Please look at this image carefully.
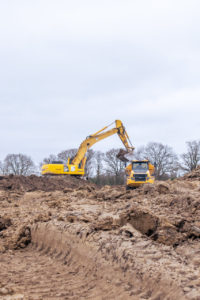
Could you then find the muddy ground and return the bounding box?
[0,169,200,300]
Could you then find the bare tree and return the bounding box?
[181,140,200,171]
[138,142,178,180]
[133,146,145,160]
[93,151,104,183]
[41,150,78,166]
[104,148,125,184]
[57,149,77,162]
[85,149,95,178]
[0,160,5,175]
[4,154,35,176]
[41,154,58,165]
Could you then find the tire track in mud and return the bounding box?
[0,223,185,300]
[0,223,140,300]
[30,223,145,299]
[0,250,130,300]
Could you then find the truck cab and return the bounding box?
[126,160,155,189]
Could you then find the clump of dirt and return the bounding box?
[156,182,170,194]
[13,225,31,249]
[2,225,31,251]
[0,216,12,231]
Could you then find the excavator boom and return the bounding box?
[72,120,134,166]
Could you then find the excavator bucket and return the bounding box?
[116,149,134,162]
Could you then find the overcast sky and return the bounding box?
[0,0,200,163]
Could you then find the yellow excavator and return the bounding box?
[41,120,155,188]
[41,120,133,176]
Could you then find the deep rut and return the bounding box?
[0,223,185,300]
[0,248,133,300]
[0,224,143,300]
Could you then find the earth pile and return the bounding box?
[0,169,200,299]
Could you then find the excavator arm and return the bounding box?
[72,120,134,166]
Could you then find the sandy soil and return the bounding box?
[0,169,200,299]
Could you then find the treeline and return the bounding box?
[0,140,200,185]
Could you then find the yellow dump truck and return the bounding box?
[125,160,155,189]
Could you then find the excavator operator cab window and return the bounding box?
[132,162,148,171]
[51,161,64,164]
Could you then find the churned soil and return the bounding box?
[181,166,200,180]
[0,170,200,299]
[0,174,94,192]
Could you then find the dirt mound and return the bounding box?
[0,174,95,192]
[182,166,200,180]
[0,174,200,299]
